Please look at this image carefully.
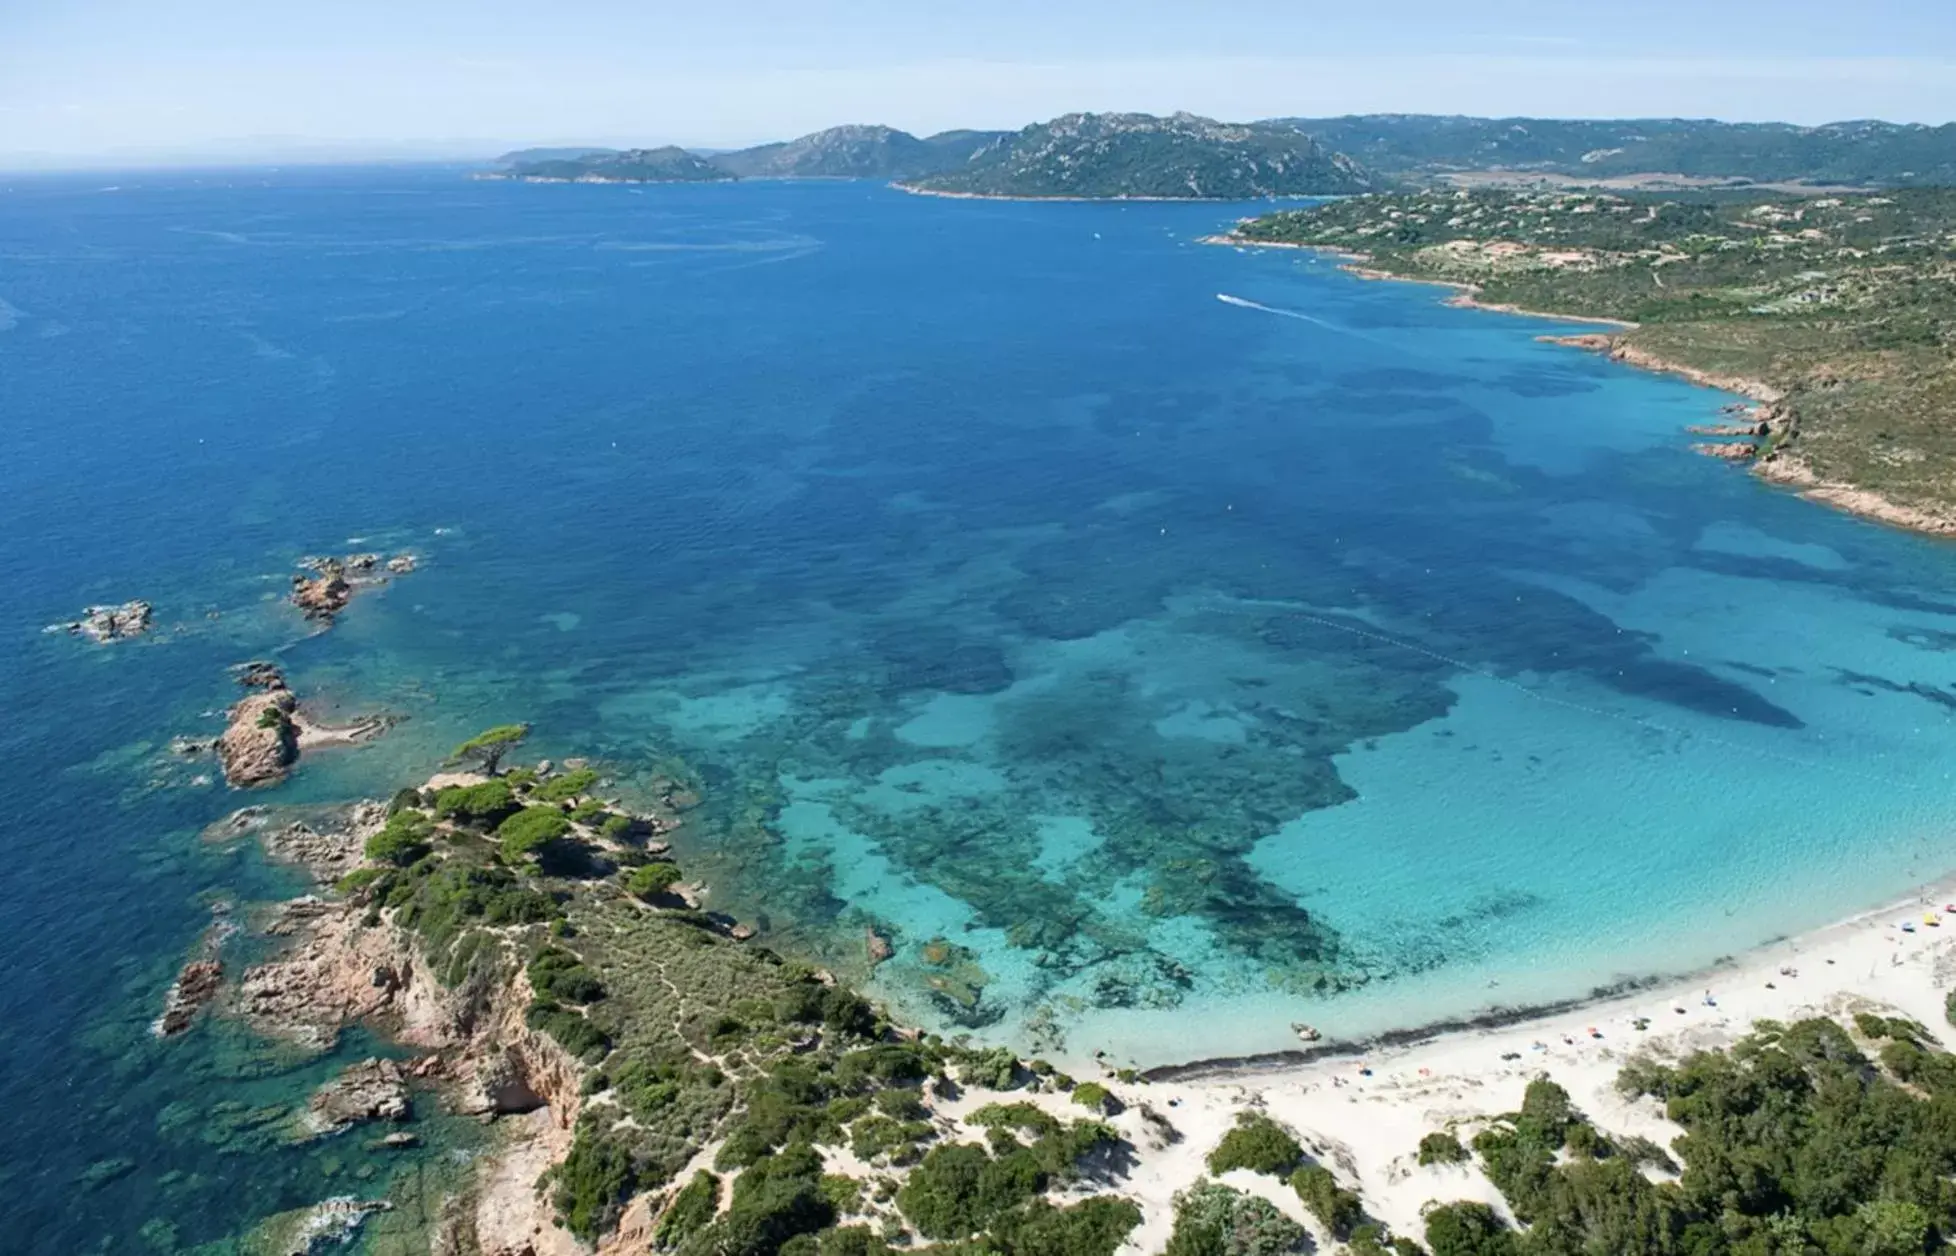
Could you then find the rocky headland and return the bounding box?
[212,663,393,789]
[155,736,1167,1256]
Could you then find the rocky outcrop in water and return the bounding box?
[291,552,414,624]
[246,1196,393,1255]
[220,668,300,789]
[49,599,153,643]
[304,1058,410,1135]
[156,959,225,1036]
[155,902,238,1036]
[214,666,395,790]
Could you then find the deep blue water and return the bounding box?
[5,166,1956,1248]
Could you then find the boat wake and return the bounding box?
[1216,292,1358,337]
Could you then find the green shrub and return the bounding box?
[570,800,608,825]
[1344,1223,1412,1256]
[601,813,635,841]
[682,1142,833,1256]
[896,1142,1047,1239]
[814,1228,892,1256]
[1945,990,1956,1029]
[392,861,558,968]
[386,787,425,815]
[954,1045,1022,1089]
[528,948,605,1003]
[525,1000,610,1062]
[968,1102,1060,1140]
[1290,1164,1364,1239]
[1072,1081,1116,1114]
[834,1043,935,1089]
[987,1195,1143,1256]
[1423,1201,1516,1256]
[1615,1133,1676,1173]
[627,862,683,899]
[654,1171,719,1249]
[1207,1112,1304,1177]
[533,767,600,802]
[254,705,287,730]
[364,811,432,866]
[820,1174,862,1215]
[1164,1181,1305,1256]
[1417,1131,1469,1166]
[549,1118,644,1241]
[849,1115,935,1165]
[433,778,516,825]
[334,866,388,895]
[873,1088,927,1120]
[498,806,572,862]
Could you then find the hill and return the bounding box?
[1229,188,1956,532]
[493,146,732,183]
[903,112,1376,199]
[707,124,1005,179]
[1268,115,1956,187]
[493,146,619,167]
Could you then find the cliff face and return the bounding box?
[232,895,587,1254]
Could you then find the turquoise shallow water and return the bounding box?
[4,166,1956,1245]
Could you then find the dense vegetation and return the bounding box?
[323,733,1153,1252]
[905,112,1375,199]
[1421,1017,1956,1255]
[1268,115,1956,188]
[1236,188,1956,521]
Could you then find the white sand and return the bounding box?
[1065,875,1956,1251]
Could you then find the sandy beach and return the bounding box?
[997,874,1956,1251]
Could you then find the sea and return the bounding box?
[4,166,1956,1249]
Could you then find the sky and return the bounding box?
[2,0,1954,167]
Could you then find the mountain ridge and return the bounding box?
[900,112,1376,199]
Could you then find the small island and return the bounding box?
[481,146,735,185]
[1223,187,1956,535]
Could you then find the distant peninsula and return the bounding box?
[487,125,1005,185]
[486,113,1956,197]
[1221,187,1956,535]
[483,114,1377,198]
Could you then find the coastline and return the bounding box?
[1106,867,1956,1248]
[1151,867,1956,1082]
[1210,229,1956,541]
[894,184,1317,204]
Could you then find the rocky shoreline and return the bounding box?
[1216,230,1956,541]
[166,773,591,1254]
[204,663,394,789]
